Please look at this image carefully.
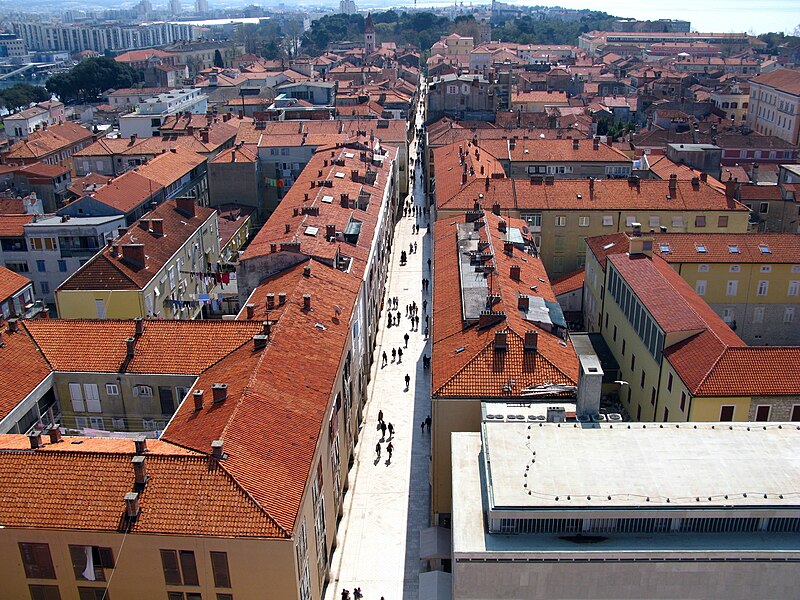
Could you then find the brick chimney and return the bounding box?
[124,492,140,520]
[593,137,599,150]
[498,219,507,232]
[668,173,677,194]
[121,244,146,267]
[212,383,228,404]
[518,294,530,311]
[493,330,508,351]
[132,455,148,490]
[193,389,204,411]
[245,303,255,319]
[303,264,311,278]
[134,435,148,454]
[326,224,336,240]
[134,317,144,337]
[572,138,579,150]
[28,431,43,449]
[510,264,521,280]
[266,293,275,310]
[278,292,287,305]
[253,334,269,351]
[504,241,514,255]
[211,440,224,459]
[48,424,63,444]
[270,243,277,253]
[303,294,311,310]
[175,197,196,218]
[125,337,136,359]
[149,219,164,236]
[492,202,501,216]
[262,321,271,337]
[524,330,538,351]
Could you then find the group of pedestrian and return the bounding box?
[340,587,365,600]
[421,278,430,293]
[412,223,421,234]
[406,301,421,331]
[408,241,418,254]
[375,411,395,462]
[420,415,431,434]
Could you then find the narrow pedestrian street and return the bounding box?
[324,89,431,600]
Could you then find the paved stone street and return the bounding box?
[324,92,431,600]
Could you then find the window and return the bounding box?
[760,265,772,273]
[69,383,85,412]
[210,552,231,588]
[726,280,738,296]
[36,260,46,272]
[160,550,199,586]
[134,385,153,397]
[6,261,30,273]
[759,202,769,214]
[168,267,176,289]
[650,387,656,406]
[40,282,50,295]
[625,216,637,227]
[720,405,735,421]
[718,216,729,227]
[58,260,67,272]
[730,264,740,273]
[698,263,709,271]
[695,280,707,296]
[640,370,645,388]
[663,407,669,422]
[630,354,636,371]
[757,280,769,296]
[19,542,56,579]
[789,281,800,296]
[602,215,613,226]
[77,589,108,600]
[753,306,765,323]
[578,216,589,227]
[648,216,660,228]
[554,216,566,227]
[680,392,687,412]
[755,405,771,421]
[672,216,684,227]
[621,339,626,356]
[70,545,113,581]
[84,384,101,412]
[694,215,706,227]
[28,586,61,600]
[612,325,617,341]
[791,405,800,422]
[105,384,119,396]
[667,373,673,392]
[784,307,795,323]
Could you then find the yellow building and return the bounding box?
[434,170,751,278]
[710,82,750,124]
[56,198,220,320]
[584,233,800,423]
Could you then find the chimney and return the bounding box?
[262,321,271,337]
[193,389,204,411]
[492,202,501,216]
[149,219,164,236]
[498,219,506,232]
[518,294,530,311]
[303,264,312,278]
[576,353,604,417]
[253,334,269,351]
[751,163,759,184]
[668,174,677,194]
[278,292,287,305]
[200,129,209,143]
[134,317,143,337]
[125,337,136,359]
[175,197,196,218]
[510,264,521,280]
[121,244,145,267]
[303,294,311,310]
[270,243,277,253]
[340,193,350,207]
[524,330,538,351]
[326,224,336,240]
[134,435,148,454]
[493,330,508,352]
[132,455,148,489]
[700,172,708,183]
[504,241,514,255]
[546,406,566,423]
[628,234,653,257]
[7,318,19,333]
[592,137,599,150]
[266,293,275,310]
[124,492,140,520]
[45,423,63,444]
[28,431,43,449]
[725,178,737,200]
[212,383,228,404]
[211,440,224,459]
[245,304,255,319]
[285,223,291,234]
[572,138,579,150]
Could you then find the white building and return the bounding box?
[118,88,208,138]
[339,0,357,14]
[2,101,65,141]
[450,411,800,600]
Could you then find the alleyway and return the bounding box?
[324,87,431,600]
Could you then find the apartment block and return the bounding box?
[747,68,800,146]
[119,89,208,139]
[2,101,65,142]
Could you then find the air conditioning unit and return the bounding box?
[607,413,623,422]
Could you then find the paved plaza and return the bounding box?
[324,93,431,600]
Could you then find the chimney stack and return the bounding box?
[510,264,521,280]
[121,244,146,267]
[48,424,63,444]
[504,241,514,255]
[592,137,599,150]
[175,197,196,218]
[751,163,759,184]
[124,492,140,520]
[493,330,508,352]
[125,337,136,359]
[212,383,228,404]
[211,440,224,459]
[253,334,269,351]
[572,138,579,150]
[518,294,530,311]
[270,243,277,253]
[492,202,501,215]
[524,330,538,351]
[132,455,148,489]
[326,224,336,240]
[498,219,506,232]
[193,389,204,411]
[700,172,708,183]
[134,317,143,337]
[278,292,287,305]
[303,294,311,310]
[245,304,255,320]
[134,435,148,454]
[149,219,164,236]
[266,293,275,310]
[668,173,677,193]
[262,321,272,337]
[28,431,43,449]
[303,264,311,278]
[725,178,737,200]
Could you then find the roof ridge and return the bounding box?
[19,320,56,371]
[216,460,291,538]
[433,328,499,396]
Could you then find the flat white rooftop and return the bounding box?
[483,421,800,511]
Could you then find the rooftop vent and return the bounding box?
[124,492,140,520]
[47,424,63,444]
[132,455,148,490]
[211,440,225,459]
[524,330,539,351]
[28,431,43,449]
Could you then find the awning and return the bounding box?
[419,526,451,560]
[419,570,452,600]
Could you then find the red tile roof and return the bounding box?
[90,170,162,214]
[114,49,172,62]
[0,327,52,421]
[694,347,800,396]
[0,265,31,302]
[432,211,579,398]
[0,214,35,237]
[58,200,215,291]
[476,137,630,163]
[133,147,206,188]
[653,233,800,263]
[23,319,262,374]
[4,122,93,160]
[432,141,506,208]
[551,268,585,296]
[750,68,800,96]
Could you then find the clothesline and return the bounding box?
[179,270,233,284]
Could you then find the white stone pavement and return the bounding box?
[324,93,431,600]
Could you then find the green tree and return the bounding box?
[0,83,50,111]
[213,49,225,68]
[45,57,139,102]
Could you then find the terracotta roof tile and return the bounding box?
[133,148,206,188]
[750,68,800,96]
[0,214,35,237]
[0,265,31,301]
[695,347,800,396]
[90,170,162,214]
[653,232,800,263]
[0,327,52,421]
[551,268,585,296]
[4,123,92,160]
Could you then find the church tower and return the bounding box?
[364,13,376,56]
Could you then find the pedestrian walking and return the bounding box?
[414,241,418,253]
[391,348,396,362]
[354,589,363,600]
[380,421,387,439]
[387,442,394,460]
[427,258,432,270]
[388,422,394,437]
[423,299,427,312]
[404,333,409,348]
[398,347,403,363]
[421,420,425,433]
[375,442,381,459]
[396,310,401,323]
[409,242,413,254]
[424,326,429,339]
[382,351,387,366]
[387,313,392,328]
[378,409,383,423]
[425,314,430,328]
[426,415,431,432]
[341,589,350,600]
[405,373,411,390]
